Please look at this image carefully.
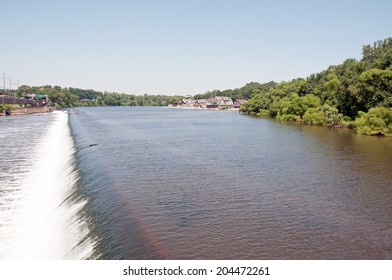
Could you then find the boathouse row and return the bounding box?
[173,96,247,109]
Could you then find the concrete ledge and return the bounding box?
[9,106,55,115]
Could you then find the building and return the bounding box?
[206,96,233,109]
[233,99,247,109]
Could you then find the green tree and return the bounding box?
[362,38,392,70]
[16,85,32,97]
[355,68,392,110]
[353,107,392,136]
[321,73,341,105]
[95,96,104,106]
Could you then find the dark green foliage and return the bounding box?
[355,68,392,110]
[362,38,392,70]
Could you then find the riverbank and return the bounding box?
[0,106,56,116]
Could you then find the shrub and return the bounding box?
[353,107,392,136]
[277,113,301,122]
[303,107,327,125]
[322,104,343,125]
[257,109,270,117]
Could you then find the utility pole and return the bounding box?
[2,73,5,95]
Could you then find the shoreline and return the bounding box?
[0,106,56,116]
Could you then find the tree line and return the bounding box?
[239,37,392,136]
[16,81,277,108]
[15,85,182,108]
[194,81,277,101]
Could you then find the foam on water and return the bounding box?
[0,111,95,259]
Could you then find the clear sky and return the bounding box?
[1,0,391,95]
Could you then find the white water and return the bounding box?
[0,111,95,259]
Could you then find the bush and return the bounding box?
[277,113,301,122]
[322,104,343,125]
[303,107,327,125]
[353,107,392,136]
[257,109,270,117]
[0,105,12,114]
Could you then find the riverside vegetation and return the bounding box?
[12,38,392,136]
[239,38,392,136]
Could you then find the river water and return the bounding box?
[1,107,391,259]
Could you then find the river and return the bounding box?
[1,107,391,259]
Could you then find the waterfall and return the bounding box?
[0,111,96,259]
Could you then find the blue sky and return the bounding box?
[1,0,391,95]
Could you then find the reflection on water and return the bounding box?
[69,107,392,259]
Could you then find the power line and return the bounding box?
[2,73,20,96]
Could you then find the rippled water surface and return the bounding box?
[68,107,392,259]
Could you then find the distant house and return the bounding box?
[24,93,36,100]
[233,99,247,109]
[205,97,230,109]
[182,98,195,107]
[207,96,233,109]
[194,99,208,108]
[169,96,239,110]
[169,101,182,107]
[218,96,233,108]
[206,98,216,109]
